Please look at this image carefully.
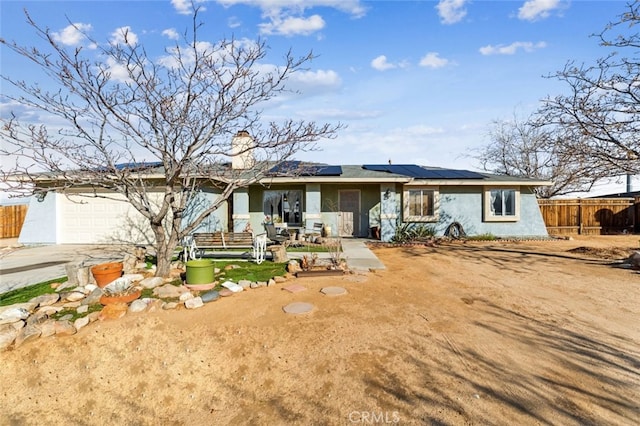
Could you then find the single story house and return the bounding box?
[18,157,551,245]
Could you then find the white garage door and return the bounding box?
[57,193,149,244]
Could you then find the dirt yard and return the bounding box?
[1,236,639,425]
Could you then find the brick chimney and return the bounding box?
[231,130,255,170]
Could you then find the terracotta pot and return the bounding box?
[99,289,141,306]
[91,262,124,288]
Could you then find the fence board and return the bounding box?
[538,198,637,235]
[0,204,28,238]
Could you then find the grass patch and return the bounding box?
[214,260,287,283]
[51,304,103,322]
[0,277,68,307]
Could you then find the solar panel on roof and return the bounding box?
[269,161,342,176]
[362,164,484,179]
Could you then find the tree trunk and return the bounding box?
[151,224,173,277]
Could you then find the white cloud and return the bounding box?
[295,108,382,120]
[259,14,325,36]
[479,41,547,55]
[109,26,139,46]
[104,57,134,83]
[436,0,469,25]
[162,28,180,40]
[518,0,563,21]
[419,52,449,69]
[171,0,207,15]
[52,23,92,46]
[228,16,242,28]
[288,69,341,91]
[371,55,396,71]
[215,0,367,18]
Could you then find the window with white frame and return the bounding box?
[484,187,520,221]
[403,186,439,222]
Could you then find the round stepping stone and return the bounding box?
[320,286,347,296]
[282,302,315,315]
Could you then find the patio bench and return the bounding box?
[184,231,267,264]
[193,232,255,250]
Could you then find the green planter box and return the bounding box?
[185,259,215,284]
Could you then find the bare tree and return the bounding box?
[535,1,640,175]
[475,112,604,198]
[0,9,341,276]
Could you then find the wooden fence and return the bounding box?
[0,204,28,239]
[538,198,639,235]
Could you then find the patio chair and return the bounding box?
[264,223,289,245]
[304,222,324,242]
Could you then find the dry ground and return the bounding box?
[1,236,639,425]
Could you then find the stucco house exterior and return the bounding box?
[18,157,551,245]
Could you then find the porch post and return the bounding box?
[232,188,250,232]
[380,184,398,242]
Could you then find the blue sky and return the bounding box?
[0,0,627,173]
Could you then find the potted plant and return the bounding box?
[99,277,142,305]
[91,261,124,288]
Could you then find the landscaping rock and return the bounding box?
[0,307,30,325]
[221,281,243,293]
[201,291,220,303]
[54,281,76,292]
[238,279,252,289]
[14,324,41,347]
[62,291,86,302]
[267,278,276,287]
[86,311,101,323]
[144,298,163,312]
[153,284,186,299]
[98,303,128,320]
[274,276,287,283]
[77,267,91,287]
[139,277,164,289]
[36,306,63,316]
[123,254,138,274]
[129,299,148,313]
[54,320,77,336]
[58,314,74,322]
[73,316,90,331]
[162,302,178,310]
[11,320,25,331]
[26,311,49,326]
[627,251,640,270]
[81,288,103,306]
[39,321,57,338]
[287,260,302,274]
[179,292,194,301]
[76,305,89,314]
[28,293,60,307]
[184,297,204,309]
[0,324,19,351]
[62,301,82,309]
[65,263,81,287]
[219,289,234,297]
